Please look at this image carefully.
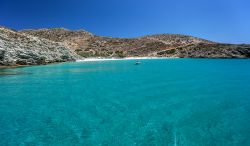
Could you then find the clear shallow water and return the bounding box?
[0,59,250,146]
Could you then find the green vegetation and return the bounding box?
[166,49,176,54]
[157,49,176,55]
[78,51,93,57]
[115,50,126,58]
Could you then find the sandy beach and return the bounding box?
[76,57,179,62]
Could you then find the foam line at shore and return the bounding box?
[76,57,179,62]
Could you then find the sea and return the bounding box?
[0,59,250,146]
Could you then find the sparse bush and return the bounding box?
[115,50,126,58]
[61,55,69,60]
[78,51,93,57]
[166,49,176,54]
[75,49,82,52]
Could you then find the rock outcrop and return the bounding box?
[0,27,79,66]
[1,25,250,66]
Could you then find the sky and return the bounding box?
[0,0,249,44]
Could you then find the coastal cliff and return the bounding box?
[1,26,250,66]
[0,27,79,66]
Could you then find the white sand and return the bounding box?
[76,57,179,62]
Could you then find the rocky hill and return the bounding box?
[21,28,250,59]
[0,27,79,66]
[1,25,250,66]
[20,28,94,51]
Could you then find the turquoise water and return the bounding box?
[0,59,250,146]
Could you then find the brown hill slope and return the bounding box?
[1,26,250,66]
[21,28,250,58]
[20,28,94,51]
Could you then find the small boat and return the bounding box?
[134,61,141,65]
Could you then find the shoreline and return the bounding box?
[76,57,179,62]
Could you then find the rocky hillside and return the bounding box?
[0,27,79,66]
[175,43,250,58]
[1,25,250,66]
[20,28,94,51]
[21,28,250,59]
